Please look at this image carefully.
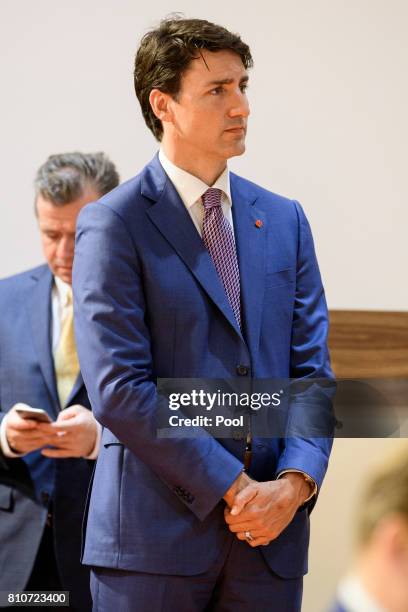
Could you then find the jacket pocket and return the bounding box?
[265,268,295,288]
[102,428,123,448]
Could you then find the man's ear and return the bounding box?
[149,89,174,125]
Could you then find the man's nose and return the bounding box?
[56,236,74,260]
[228,89,250,119]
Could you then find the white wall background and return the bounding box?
[1,3,407,610]
[1,0,407,309]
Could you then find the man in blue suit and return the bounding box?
[73,17,333,611]
[0,152,119,611]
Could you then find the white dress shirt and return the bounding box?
[158,149,235,237]
[0,275,100,459]
[337,574,386,612]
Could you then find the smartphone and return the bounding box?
[15,406,53,423]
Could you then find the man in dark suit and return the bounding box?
[0,152,119,611]
[73,17,333,611]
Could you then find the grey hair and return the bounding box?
[34,151,120,206]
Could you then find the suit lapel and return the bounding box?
[144,156,243,340]
[27,267,59,413]
[27,267,85,412]
[230,173,266,361]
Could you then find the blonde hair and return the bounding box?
[356,445,408,546]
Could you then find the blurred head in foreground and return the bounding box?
[335,445,408,612]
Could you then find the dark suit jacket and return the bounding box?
[73,154,333,579]
[0,264,93,612]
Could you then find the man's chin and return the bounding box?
[55,269,72,285]
[226,141,246,159]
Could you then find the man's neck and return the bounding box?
[355,552,403,612]
[161,139,226,186]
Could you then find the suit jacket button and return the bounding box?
[236,365,249,376]
[41,491,50,506]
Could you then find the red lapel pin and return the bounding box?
[255,219,263,228]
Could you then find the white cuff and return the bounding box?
[277,469,317,503]
[0,406,27,458]
[84,420,101,459]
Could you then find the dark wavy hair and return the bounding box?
[134,16,253,141]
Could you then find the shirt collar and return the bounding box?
[54,275,72,307]
[158,149,232,209]
[337,574,386,612]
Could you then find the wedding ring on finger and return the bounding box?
[245,530,254,541]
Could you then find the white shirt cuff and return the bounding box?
[0,408,26,458]
[277,469,317,503]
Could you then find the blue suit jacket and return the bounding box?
[0,265,93,610]
[327,600,347,612]
[73,155,333,578]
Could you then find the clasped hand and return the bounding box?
[223,472,310,547]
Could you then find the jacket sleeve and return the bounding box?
[72,202,243,521]
[275,201,335,492]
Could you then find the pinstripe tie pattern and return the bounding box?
[202,188,241,328]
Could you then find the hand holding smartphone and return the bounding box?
[15,405,53,423]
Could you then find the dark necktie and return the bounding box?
[201,188,241,328]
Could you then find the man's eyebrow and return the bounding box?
[204,75,249,87]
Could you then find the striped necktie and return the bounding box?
[202,188,241,328]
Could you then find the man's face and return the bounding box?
[166,49,250,162]
[36,185,100,285]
